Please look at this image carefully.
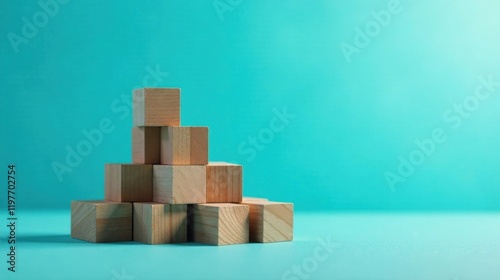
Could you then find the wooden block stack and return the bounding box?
[71,88,293,245]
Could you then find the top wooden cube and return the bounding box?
[133,88,180,127]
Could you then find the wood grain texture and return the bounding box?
[189,127,208,165]
[160,127,208,165]
[133,203,187,244]
[132,127,161,164]
[153,165,206,204]
[71,200,132,243]
[240,201,293,243]
[206,162,242,203]
[189,203,249,246]
[133,88,180,127]
[105,164,153,202]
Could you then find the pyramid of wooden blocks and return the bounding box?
[241,201,293,243]
[71,201,132,243]
[161,126,208,165]
[153,165,206,204]
[105,164,152,202]
[71,87,294,246]
[134,203,187,244]
[189,203,249,245]
[133,88,180,127]
[206,162,242,203]
[132,127,161,164]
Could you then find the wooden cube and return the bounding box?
[105,164,152,202]
[240,201,293,243]
[161,127,208,165]
[133,88,180,127]
[206,162,242,203]
[71,200,132,243]
[189,203,249,246]
[133,203,187,244]
[153,165,206,204]
[132,127,160,164]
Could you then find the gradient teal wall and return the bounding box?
[1,0,500,211]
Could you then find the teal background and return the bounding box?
[2,1,500,280]
[2,0,500,211]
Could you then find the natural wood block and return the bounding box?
[133,203,187,244]
[153,165,206,204]
[160,127,208,165]
[242,197,269,203]
[206,162,242,203]
[189,203,249,246]
[133,88,180,127]
[240,201,293,243]
[105,164,153,202]
[71,200,132,243]
[132,127,161,164]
